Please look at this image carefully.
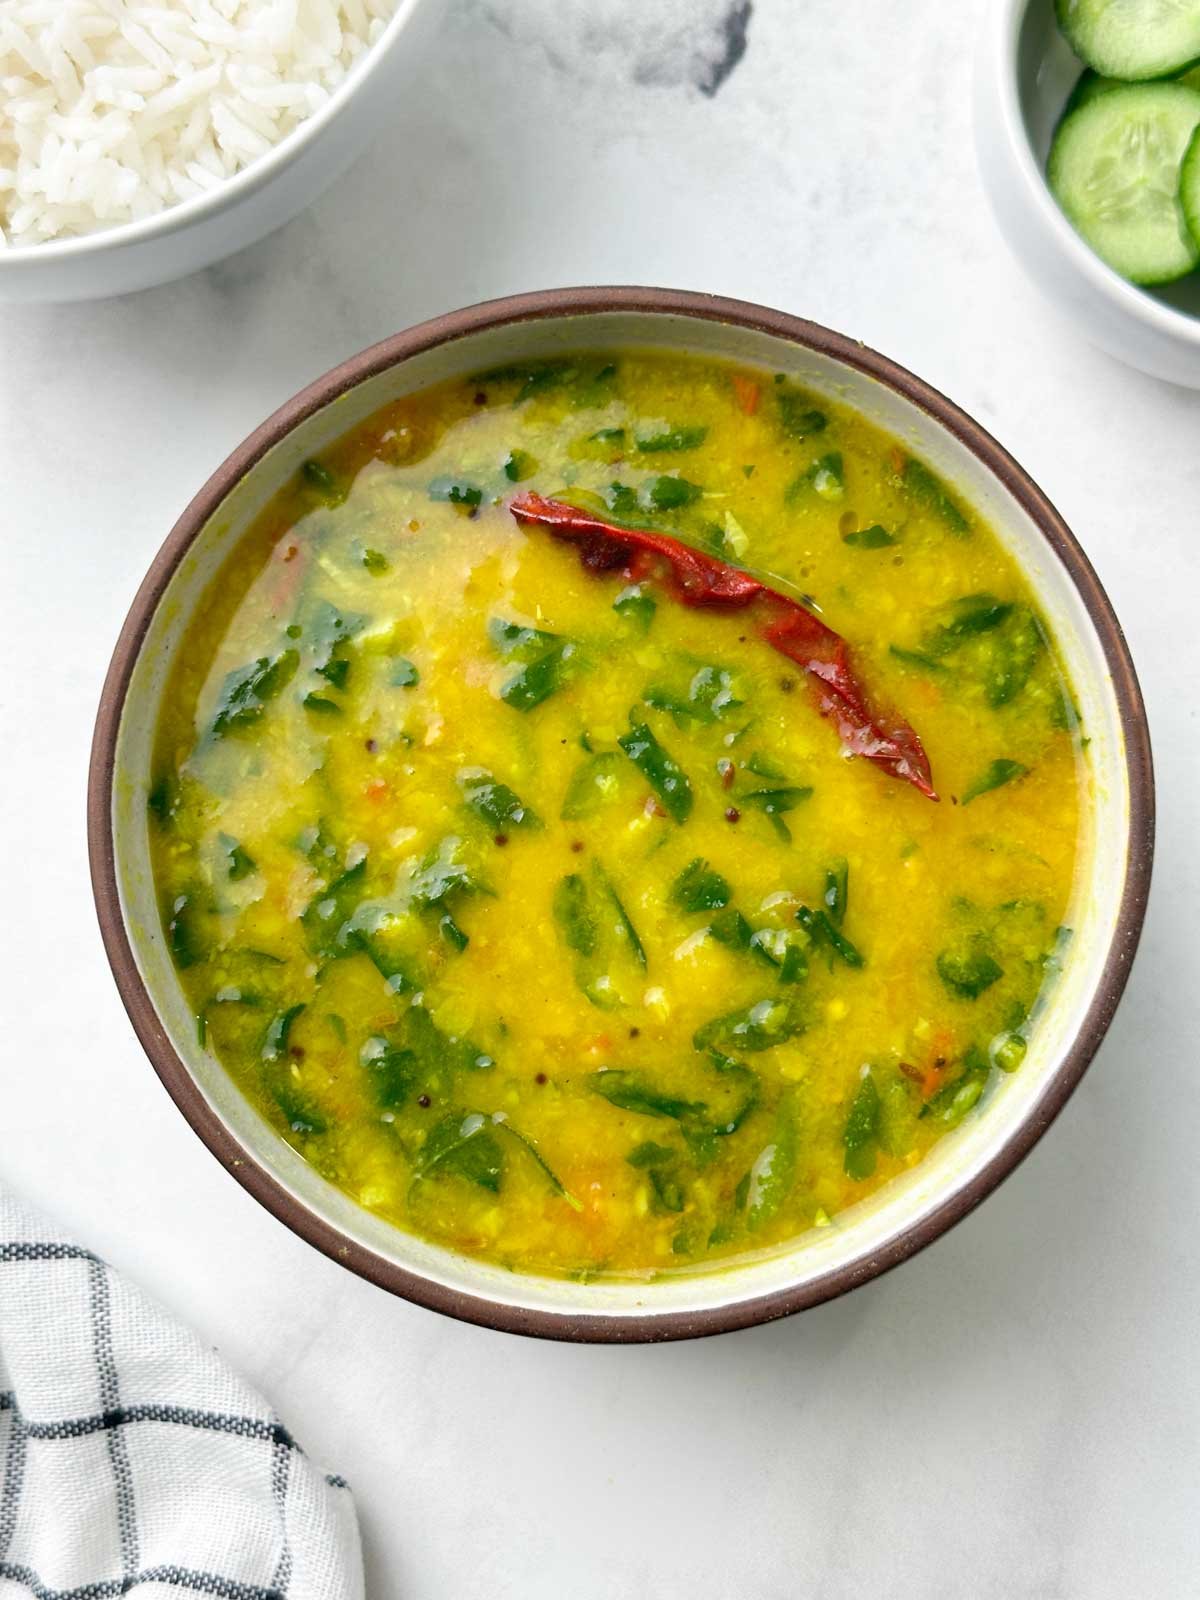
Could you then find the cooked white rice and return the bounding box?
[0,0,397,248]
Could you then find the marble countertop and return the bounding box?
[3,2,1198,1594]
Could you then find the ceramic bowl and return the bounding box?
[88,288,1154,1342]
[975,0,1200,387]
[0,0,437,305]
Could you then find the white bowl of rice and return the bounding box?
[0,0,436,302]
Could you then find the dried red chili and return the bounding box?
[508,491,937,801]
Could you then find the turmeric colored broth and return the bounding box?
[150,351,1085,1278]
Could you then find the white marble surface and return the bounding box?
[2,2,1198,1595]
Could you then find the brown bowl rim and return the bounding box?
[87,286,1155,1343]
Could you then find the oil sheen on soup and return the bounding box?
[150,351,1085,1278]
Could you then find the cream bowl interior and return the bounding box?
[96,295,1151,1340]
[975,0,1200,387]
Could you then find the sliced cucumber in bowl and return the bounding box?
[1048,82,1200,283]
[1180,124,1200,247]
[1056,0,1200,82]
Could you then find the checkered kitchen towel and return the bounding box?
[0,1184,362,1600]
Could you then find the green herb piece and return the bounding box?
[428,475,483,510]
[992,1031,1027,1073]
[647,1167,686,1212]
[594,862,647,970]
[704,1053,761,1135]
[590,426,626,446]
[693,996,802,1054]
[147,776,175,828]
[361,547,389,575]
[302,458,344,503]
[209,650,298,738]
[489,617,560,660]
[502,643,578,711]
[985,607,1045,707]
[489,618,579,711]
[788,450,844,502]
[553,874,598,958]
[306,601,365,691]
[403,1003,494,1079]
[922,1044,990,1127]
[408,836,483,911]
[936,944,1004,999]
[644,475,702,511]
[303,693,341,715]
[778,942,808,984]
[843,1071,881,1180]
[746,1100,798,1230]
[796,905,864,968]
[777,386,828,439]
[590,1070,705,1122]
[391,657,420,687]
[473,358,574,401]
[439,912,469,952]
[359,1035,418,1110]
[318,656,350,690]
[296,822,340,871]
[962,759,1029,806]
[738,785,813,841]
[628,1141,678,1168]
[635,425,708,453]
[924,593,1013,654]
[672,858,732,914]
[503,448,538,483]
[843,523,896,548]
[217,833,256,882]
[613,584,656,631]
[644,665,743,727]
[166,892,205,969]
[604,481,640,519]
[561,751,623,820]
[494,1120,580,1208]
[618,717,693,823]
[473,357,615,405]
[823,858,849,926]
[709,907,754,951]
[888,645,948,674]
[899,456,970,534]
[270,1080,328,1137]
[459,769,541,831]
[301,859,367,956]
[811,451,845,500]
[746,751,787,780]
[417,1113,504,1192]
[262,1003,305,1065]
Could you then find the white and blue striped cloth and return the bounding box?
[0,1185,362,1600]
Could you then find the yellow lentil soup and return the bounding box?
[150,351,1085,1278]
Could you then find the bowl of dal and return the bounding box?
[89,287,1153,1341]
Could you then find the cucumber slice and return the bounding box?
[1048,83,1200,283]
[1180,123,1200,246]
[1057,0,1200,81]
[1060,64,1200,125]
[1062,69,1124,119]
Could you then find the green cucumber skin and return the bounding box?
[1056,0,1200,82]
[1180,124,1200,248]
[1048,84,1200,285]
[1060,64,1200,127]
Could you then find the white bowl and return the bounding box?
[0,0,437,304]
[89,289,1154,1341]
[975,0,1200,387]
